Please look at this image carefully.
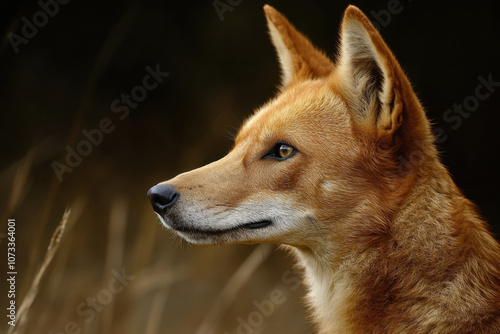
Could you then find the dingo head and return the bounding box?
[148,5,435,253]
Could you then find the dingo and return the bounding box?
[148,5,500,333]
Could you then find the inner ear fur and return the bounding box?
[337,6,431,147]
[264,5,334,88]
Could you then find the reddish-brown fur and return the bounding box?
[150,5,500,333]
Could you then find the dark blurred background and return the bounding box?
[1,0,499,333]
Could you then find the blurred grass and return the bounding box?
[9,208,71,334]
[0,146,312,334]
[0,2,311,325]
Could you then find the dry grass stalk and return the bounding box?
[131,205,161,273]
[194,244,273,334]
[40,197,86,332]
[101,197,128,333]
[6,149,34,215]
[9,208,71,334]
[144,289,170,334]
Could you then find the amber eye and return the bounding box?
[278,144,294,158]
[263,142,297,160]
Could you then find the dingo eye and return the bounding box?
[264,142,296,160]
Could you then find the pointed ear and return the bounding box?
[337,5,427,142]
[263,5,334,88]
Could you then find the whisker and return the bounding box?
[307,216,326,243]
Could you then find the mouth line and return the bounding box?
[172,219,272,236]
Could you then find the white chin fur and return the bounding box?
[155,213,171,230]
[157,197,310,245]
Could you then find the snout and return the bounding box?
[147,184,179,215]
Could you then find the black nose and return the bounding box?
[147,184,180,215]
